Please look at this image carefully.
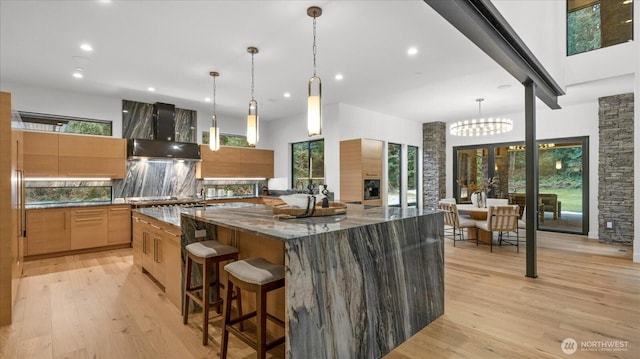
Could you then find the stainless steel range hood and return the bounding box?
[127,102,201,161]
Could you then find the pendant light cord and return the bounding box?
[212,76,217,122]
[312,15,317,76]
[251,52,255,101]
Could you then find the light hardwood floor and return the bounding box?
[1,232,638,359]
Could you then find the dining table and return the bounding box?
[456,204,492,244]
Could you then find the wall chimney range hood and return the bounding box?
[127,102,201,161]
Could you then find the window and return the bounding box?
[387,143,402,206]
[18,111,112,136]
[25,186,112,204]
[202,131,251,147]
[567,0,633,56]
[407,145,418,207]
[291,139,324,191]
[453,137,589,235]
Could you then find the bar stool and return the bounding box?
[220,257,285,359]
[183,240,240,346]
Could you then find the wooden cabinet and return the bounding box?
[26,205,130,258]
[70,207,108,250]
[340,139,383,206]
[23,131,59,177]
[196,146,274,179]
[22,131,126,179]
[132,213,180,296]
[108,205,131,245]
[58,134,126,178]
[25,208,70,256]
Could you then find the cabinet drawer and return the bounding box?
[70,208,108,250]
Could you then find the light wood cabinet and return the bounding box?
[58,134,126,178]
[132,213,179,291]
[23,131,59,177]
[26,205,130,258]
[25,208,70,256]
[108,205,131,245]
[22,131,126,179]
[196,146,274,179]
[340,139,383,206]
[70,207,108,250]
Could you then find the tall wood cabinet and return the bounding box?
[1,91,24,325]
[340,138,384,206]
[22,131,126,178]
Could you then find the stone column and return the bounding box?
[598,93,634,244]
[423,122,446,208]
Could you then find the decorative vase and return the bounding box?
[471,191,486,208]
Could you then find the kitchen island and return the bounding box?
[180,203,444,358]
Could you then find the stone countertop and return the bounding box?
[133,202,254,228]
[180,203,439,241]
[26,201,119,210]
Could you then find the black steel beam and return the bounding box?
[424,0,565,109]
[524,80,538,278]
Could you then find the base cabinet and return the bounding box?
[70,207,108,250]
[132,213,180,306]
[26,205,131,258]
[25,208,70,256]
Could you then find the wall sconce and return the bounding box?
[556,160,562,170]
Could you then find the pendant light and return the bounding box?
[449,98,513,136]
[247,46,259,146]
[208,71,220,151]
[307,6,323,137]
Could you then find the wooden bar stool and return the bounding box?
[183,240,240,346]
[220,257,285,359]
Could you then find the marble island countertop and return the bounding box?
[180,203,438,241]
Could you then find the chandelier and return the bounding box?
[450,98,513,136]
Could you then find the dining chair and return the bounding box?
[485,198,509,207]
[438,202,476,247]
[475,205,520,252]
[439,198,457,204]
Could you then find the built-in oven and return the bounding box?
[363,179,380,200]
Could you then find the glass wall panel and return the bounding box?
[387,143,401,206]
[292,139,325,191]
[407,145,418,207]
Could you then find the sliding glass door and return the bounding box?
[453,137,588,235]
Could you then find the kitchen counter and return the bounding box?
[180,203,444,358]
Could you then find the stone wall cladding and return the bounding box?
[423,122,446,208]
[598,93,634,245]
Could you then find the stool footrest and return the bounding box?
[226,325,285,351]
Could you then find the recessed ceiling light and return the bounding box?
[98,0,112,3]
[122,110,129,113]
[204,97,211,102]
[80,43,93,52]
[622,0,632,4]
[147,87,155,92]
[497,84,511,90]
[407,47,418,56]
[335,73,343,81]
[283,92,291,98]
[73,72,83,79]
[624,19,632,23]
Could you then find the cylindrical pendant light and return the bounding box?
[247,46,259,146]
[209,71,220,151]
[307,6,322,137]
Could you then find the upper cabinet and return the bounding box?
[23,131,126,178]
[23,131,59,177]
[340,138,383,205]
[196,146,274,179]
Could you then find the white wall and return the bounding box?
[3,82,123,137]
[263,102,423,204]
